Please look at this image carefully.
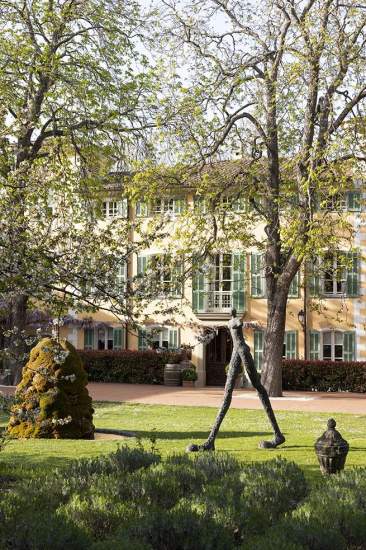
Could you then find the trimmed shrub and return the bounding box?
[7,338,94,439]
[79,349,184,384]
[282,359,366,392]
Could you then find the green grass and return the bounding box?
[1,402,366,484]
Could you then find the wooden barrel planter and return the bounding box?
[164,363,182,386]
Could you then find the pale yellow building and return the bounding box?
[60,183,365,387]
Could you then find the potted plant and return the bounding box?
[181,367,198,387]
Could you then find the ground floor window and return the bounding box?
[309,330,355,361]
[138,326,180,351]
[254,330,298,371]
[84,326,125,351]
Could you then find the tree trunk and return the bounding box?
[261,291,288,397]
[7,294,29,385]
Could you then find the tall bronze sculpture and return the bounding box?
[188,309,285,451]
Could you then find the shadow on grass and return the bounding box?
[114,429,273,441]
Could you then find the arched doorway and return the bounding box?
[205,327,233,386]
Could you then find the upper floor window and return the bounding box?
[102,199,128,218]
[309,251,359,297]
[192,252,245,313]
[137,254,183,297]
[320,191,361,212]
[323,253,345,295]
[136,197,185,217]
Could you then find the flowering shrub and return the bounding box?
[79,349,184,384]
[7,338,94,439]
[282,359,366,393]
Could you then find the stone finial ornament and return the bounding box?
[315,418,349,475]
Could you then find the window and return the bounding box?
[84,326,125,351]
[152,197,184,215]
[310,252,359,297]
[209,254,235,311]
[319,191,361,212]
[323,253,345,295]
[194,196,207,213]
[221,196,246,213]
[102,199,128,218]
[137,254,183,297]
[138,326,179,350]
[309,330,355,361]
[255,330,297,370]
[321,193,347,212]
[192,253,245,313]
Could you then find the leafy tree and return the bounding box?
[0,0,164,381]
[156,0,366,395]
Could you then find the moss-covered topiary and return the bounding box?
[8,338,94,439]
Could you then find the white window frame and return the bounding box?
[102,199,128,219]
[138,326,180,351]
[322,253,346,296]
[208,253,234,312]
[151,197,183,216]
[84,326,125,351]
[310,330,355,361]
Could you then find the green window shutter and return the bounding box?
[346,251,359,297]
[138,328,148,350]
[232,197,246,212]
[84,328,94,350]
[194,196,206,213]
[232,252,246,311]
[309,331,320,360]
[343,331,355,361]
[120,198,128,217]
[168,328,179,349]
[113,328,124,350]
[254,330,264,371]
[192,271,205,312]
[308,259,320,297]
[171,261,183,297]
[173,198,184,214]
[137,255,147,276]
[251,253,264,297]
[347,191,361,212]
[136,201,148,217]
[288,272,299,298]
[285,331,297,359]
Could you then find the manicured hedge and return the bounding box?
[282,359,366,393]
[79,350,183,385]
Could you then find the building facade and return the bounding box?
[60,186,365,387]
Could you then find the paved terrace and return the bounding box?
[2,383,364,414]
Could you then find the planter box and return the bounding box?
[182,380,195,388]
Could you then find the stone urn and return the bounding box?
[315,418,349,475]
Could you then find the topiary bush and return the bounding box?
[7,337,94,439]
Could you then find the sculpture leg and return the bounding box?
[186,351,242,452]
[239,343,285,449]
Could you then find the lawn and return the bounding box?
[1,401,365,484]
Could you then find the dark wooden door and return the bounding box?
[206,327,233,386]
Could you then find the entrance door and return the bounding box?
[205,327,233,386]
